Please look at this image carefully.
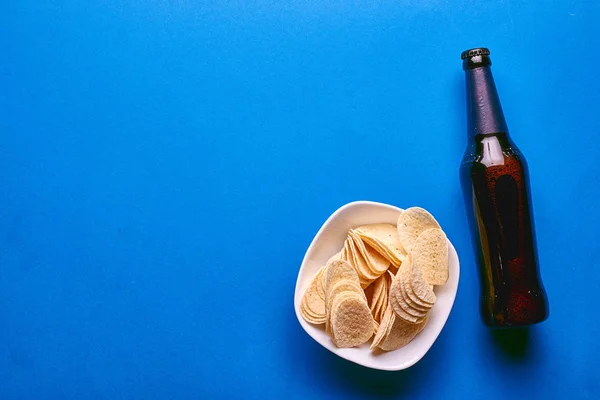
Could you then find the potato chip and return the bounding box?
[348,230,390,275]
[412,228,449,285]
[326,251,342,265]
[390,266,430,322]
[388,262,400,276]
[403,273,434,309]
[326,289,357,335]
[313,266,326,301]
[301,302,325,323]
[326,280,365,307]
[300,304,323,324]
[363,281,375,306]
[327,290,369,338]
[326,291,358,337]
[390,293,426,324]
[378,312,430,351]
[368,273,389,323]
[354,224,405,266]
[330,294,374,348]
[340,240,370,288]
[328,291,360,319]
[341,240,351,262]
[373,270,393,322]
[409,259,437,305]
[370,304,395,350]
[403,253,436,305]
[396,207,441,253]
[324,259,361,329]
[373,297,386,324]
[300,268,327,324]
[347,235,379,285]
[324,260,359,293]
[368,277,384,313]
[373,320,380,335]
[397,261,433,312]
[319,255,340,297]
[389,255,435,325]
[322,258,374,348]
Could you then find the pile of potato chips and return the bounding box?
[300,207,449,351]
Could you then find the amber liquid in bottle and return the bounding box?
[459,48,549,328]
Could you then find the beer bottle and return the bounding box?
[459,48,549,328]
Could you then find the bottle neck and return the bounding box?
[465,65,508,139]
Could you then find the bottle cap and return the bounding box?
[461,48,490,60]
[461,47,492,70]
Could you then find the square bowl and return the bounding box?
[293,200,459,371]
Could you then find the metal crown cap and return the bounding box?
[461,48,491,60]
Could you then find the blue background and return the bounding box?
[1,1,599,399]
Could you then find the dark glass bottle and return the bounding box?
[459,48,549,328]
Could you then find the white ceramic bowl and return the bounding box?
[293,201,459,371]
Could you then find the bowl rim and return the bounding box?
[293,200,460,371]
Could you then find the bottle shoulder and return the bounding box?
[461,133,527,169]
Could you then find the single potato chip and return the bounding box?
[412,228,449,286]
[396,207,441,253]
[330,294,374,348]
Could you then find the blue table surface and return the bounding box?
[2,1,599,399]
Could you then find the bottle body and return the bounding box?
[460,48,549,328]
[460,133,548,327]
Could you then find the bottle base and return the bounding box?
[483,315,548,329]
[480,288,549,328]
